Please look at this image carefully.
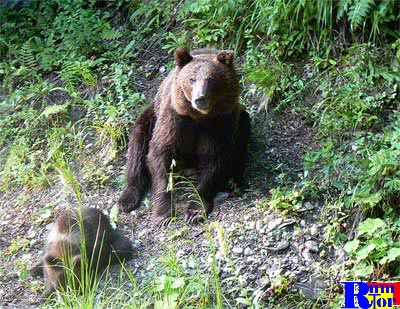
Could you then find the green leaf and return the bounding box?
[343,239,360,255]
[369,237,389,250]
[155,275,167,292]
[380,248,400,265]
[40,103,69,118]
[355,191,382,208]
[328,59,337,65]
[356,243,376,261]
[236,298,252,306]
[333,181,344,190]
[353,262,374,278]
[358,218,386,236]
[171,277,185,289]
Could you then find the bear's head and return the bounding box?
[172,48,239,118]
[43,240,82,293]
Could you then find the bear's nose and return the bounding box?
[194,96,206,108]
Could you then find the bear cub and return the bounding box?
[119,48,251,224]
[31,207,134,298]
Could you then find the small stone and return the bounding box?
[226,225,236,232]
[246,221,256,230]
[304,201,314,210]
[232,247,243,255]
[292,230,300,238]
[246,256,256,263]
[309,225,319,237]
[244,247,252,256]
[267,218,283,231]
[256,220,263,231]
[176,249,185,259]
[267,240,290,252]
[305,240,319,252]
[296,276,328,300]
[265,263,280,274]
[159,66,166,73]
[213,192,229,204]
[137,229,148,238]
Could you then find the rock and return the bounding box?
[246,256,256,263]
[267,218,283,231]
[295,276,328,300]
[280,219,296,228]
[305,240,319,252]
[304,201,314,210]
[176,249,185,259]
[256,220,263,231]
[244,247,252,256]
[265,263,280,275]
[138,229,149,238]
[232,247,243,255]
[309,225,319,237]
[267,240,290,252]
[213,192,229,204]
[246,221,256,230]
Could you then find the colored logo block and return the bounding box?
[341,281,400,308]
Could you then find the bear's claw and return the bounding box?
[184,207,207,224]
[152,211,174,227]
[118,188,141,213]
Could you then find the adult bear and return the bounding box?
[119,48,250,224]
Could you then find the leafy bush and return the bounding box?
[1,0,121,70]
[344,217,400,279]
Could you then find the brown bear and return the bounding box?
[118,48,251,224]
[31,208,134,298]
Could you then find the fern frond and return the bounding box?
[60,61,96,91]
[60,61,80,90]
[101,28,123,41]
[337,0,350,20]
[19,41,37,70]
[348,0,375,29]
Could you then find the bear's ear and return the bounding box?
[174,48,193,67]
[217,50,234,66]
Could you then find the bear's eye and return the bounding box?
[189,78,196,85]
[207,77,216,86]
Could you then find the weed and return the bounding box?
[343,217,400,279]
[6,237,31,256]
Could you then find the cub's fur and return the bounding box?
[32,207,133,297]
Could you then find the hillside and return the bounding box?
[0,1,399,308]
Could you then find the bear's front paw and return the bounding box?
[152,209,174,227]
[118,188,141,213]
[184,203,208,224]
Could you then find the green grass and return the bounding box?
[43,223,228,308]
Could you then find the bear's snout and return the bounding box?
[191,81,210,111]
[194,96,207,109]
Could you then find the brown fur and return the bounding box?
[119,48,251,224]
[31,208,134,298]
